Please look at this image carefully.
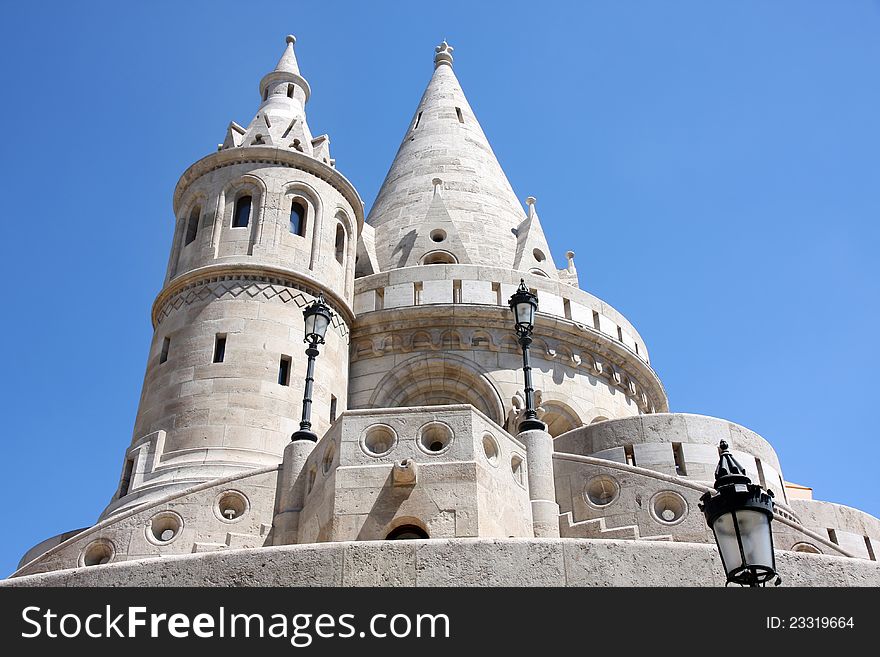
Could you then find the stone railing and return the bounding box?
[353,265,650,364]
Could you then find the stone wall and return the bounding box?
[349,305,666,438]
[14,467,279,577]
[555,414,786,498]
[354,265,650,364]
[6,539,879,587]
[295,406,533,542]
[793,499,880,560]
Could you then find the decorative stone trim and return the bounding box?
[352,317,662,414]
[155,273,350,342]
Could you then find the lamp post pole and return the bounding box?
[508,280,546,432]
[291,294,335,443]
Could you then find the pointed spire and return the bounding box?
[274,35,302,75]
[221,35,333,163]
[367,42,529,272]
[513,196,559,279]
[259,34,310,104]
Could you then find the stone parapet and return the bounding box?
[5,539,879,587]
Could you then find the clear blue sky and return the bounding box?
[1,1,878,576]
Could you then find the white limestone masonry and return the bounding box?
[8,35,879,587]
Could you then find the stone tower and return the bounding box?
[102,36,363,518]
[350,40,667,437]
[8,37,879,586]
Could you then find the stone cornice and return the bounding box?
[351,304,669,414]
[152,262,355,330]
[172,146,365,234]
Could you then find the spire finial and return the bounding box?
[434,40,454,68]
[286,34,296,45]
[526,196,537,219]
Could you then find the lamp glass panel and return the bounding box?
[736,509,774,569]
[304,312,316,337]
[312,313,330,339]
[712,511,744,575]
[515,301,535,327]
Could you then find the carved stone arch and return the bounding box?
[220,174,266,254]
[409,330,434,351]
[333,208,356,298]
[281,180,323,268]
[169,189,210,279]
[530,337,551,357]
[380,334,403,354]
[586,408,613,424]
[369,352,505,425]
[469,329,495,350]
[539,399,585,438]
[420,250,458,265]
[354,339,375,358]
[499,334,520,353]
[439,329,463,350]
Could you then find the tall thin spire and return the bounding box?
[220,35,332,165]
[274,34,302,75]
[367,42,529,271]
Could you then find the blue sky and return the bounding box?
[1,1,878,576]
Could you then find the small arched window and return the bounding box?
[386,525,429,540]
[184,206,200,245]
[290,200,306,236]
[232,195,252,228]
[334,224,346,264]
[422,250,457,265]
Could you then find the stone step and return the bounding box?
[225,532,263,549]
[192,542,226,553]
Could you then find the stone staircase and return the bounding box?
[559,512,673,542]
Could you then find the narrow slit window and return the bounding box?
[755,458,767,489]
[330,395,338,423]
[160,337,170,364]
[865,537,876,561]
[827,528,838,545]
[624,444,636,467]
[563,298,572,320]
[334,224,345,264]
[672,443,686,476]
[290,200,306,236]
[617,326,624,342]
[592,311,600,330]
[287,83,294,98]
[453,279,462,304]
[119,458,134,497]
[278,355,291,386]
[185,206,200,245]
[455,107,463,123]
[213,334,227,363]
[413,111,422,130]
[232,195,252,228]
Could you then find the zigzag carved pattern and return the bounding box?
[156,277,349,341]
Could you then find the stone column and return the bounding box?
[518,428,560,538]
[271,438,316,545]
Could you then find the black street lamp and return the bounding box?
[291,294,335,443]
[508,279,546,432]
[699,440,781,587]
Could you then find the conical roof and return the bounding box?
[274,34,302,75]
[367,42,528,271]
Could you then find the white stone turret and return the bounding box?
[367,41,532,271]
[104,36,363,518]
